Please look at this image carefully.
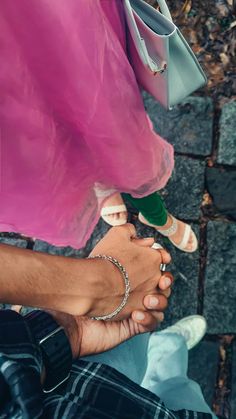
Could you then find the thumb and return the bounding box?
[132,310,163,331]
[110,223,137,241]
[132,237,155,247]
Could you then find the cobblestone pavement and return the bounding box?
[1,95,236,418]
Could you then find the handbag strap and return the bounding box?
[156,0,173,22]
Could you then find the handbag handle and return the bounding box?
[124,0,172,73]
[156,0,173,22]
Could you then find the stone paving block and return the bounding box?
[161,156,205,220]
[132,217,200,328]
[203,221,236,334]
[230,341,236,418]
[188,340,220,407]
[161,226,200,327]
[0,237,27,248]
[33,239,87,258]
[218,101,236,166]
[206,167,236,220]
[143,93,213,156]
[34,219,110,258]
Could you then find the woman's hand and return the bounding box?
[0,224,172,321]
[87,223,172,320]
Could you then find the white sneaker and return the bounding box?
[162,315,207,350]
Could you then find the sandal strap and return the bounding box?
[101,204,127,216]
[177,223,191,250]
[156,214,178,237]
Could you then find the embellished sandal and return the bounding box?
[138,213,198,253]
[101,205,128,226]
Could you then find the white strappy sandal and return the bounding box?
[101,204,128,226]
[138,213,198,253]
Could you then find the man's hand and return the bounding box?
[75,314,160,358]
[49,268,173,358]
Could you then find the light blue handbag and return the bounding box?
[123,0,207,109]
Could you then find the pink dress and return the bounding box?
[0,0,174,248]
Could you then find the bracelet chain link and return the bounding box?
[88,254,130,321]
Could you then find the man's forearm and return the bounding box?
[0,244,118,316]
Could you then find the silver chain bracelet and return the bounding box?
[88,255,131,321]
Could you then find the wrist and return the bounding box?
[88,255,131,321]
[48,310,81,359]
[84,257,124,318]
[24,310,73,392]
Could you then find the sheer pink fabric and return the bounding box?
[0,0,174,248]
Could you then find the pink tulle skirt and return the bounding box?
[0,0,174,248]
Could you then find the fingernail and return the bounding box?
[151,243,163,250]
[149,297,159,307]
[163,277,171,287]
[135,312,145,320]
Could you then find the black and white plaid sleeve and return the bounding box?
[0,310,212,419]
